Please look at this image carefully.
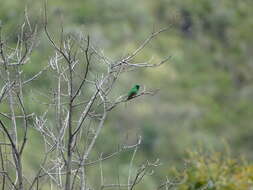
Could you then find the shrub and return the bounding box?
[174,151,253,190]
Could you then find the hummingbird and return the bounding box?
[127,84,140,100]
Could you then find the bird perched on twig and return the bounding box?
[127,84,140,100]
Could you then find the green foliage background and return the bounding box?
[1,0,253,188]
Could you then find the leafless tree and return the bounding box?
[0,7,184,190]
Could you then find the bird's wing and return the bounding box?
[128,88,135,96]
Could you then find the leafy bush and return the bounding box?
[174,151,253,190]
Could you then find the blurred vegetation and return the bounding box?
[1,0,253,188]
[174,151,253,189]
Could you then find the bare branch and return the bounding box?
[0,119,19,158]
[16,94,28,156]
[125,26,172,62]
[71,35,91,102]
